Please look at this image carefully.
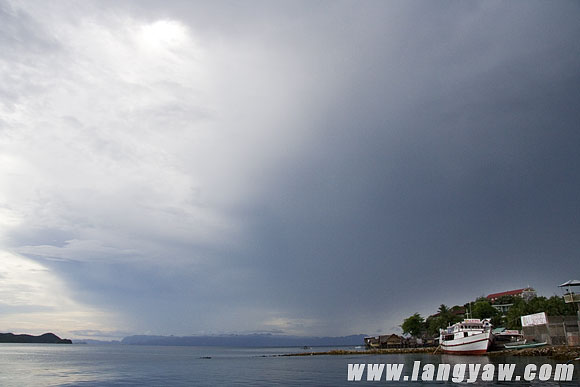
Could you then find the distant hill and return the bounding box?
[71,339,121,345]
[121,333,367,347]
[0,332,72,344]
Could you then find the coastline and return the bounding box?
[278,347,436,356]
[278,345,580,361]
[487,345,580,361]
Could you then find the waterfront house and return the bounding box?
[380,334,406,348]
[364,334,408,349]
[363,336,380,348]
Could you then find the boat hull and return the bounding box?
[440,331,492,355]
[504,341,547,350]
[442,348,488,355]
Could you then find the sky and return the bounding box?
[1,0,579,340]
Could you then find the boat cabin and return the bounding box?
[441,319,491,341]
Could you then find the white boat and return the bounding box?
[439,319,493,355]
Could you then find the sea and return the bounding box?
[0,344,577,386]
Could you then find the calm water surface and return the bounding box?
[0,344,577,386]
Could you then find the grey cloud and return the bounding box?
[69,329,133,338]
[1,0,579,336]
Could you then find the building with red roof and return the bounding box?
[486,287,536,303]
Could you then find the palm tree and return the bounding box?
[438,304,452,326]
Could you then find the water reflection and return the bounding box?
[0,344,576,386]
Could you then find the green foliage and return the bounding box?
[544,296,577,315]
[426,316,442,336]
[405,295,576,335]
[401,313,425,338]
[434,304,452,327]
[503,296,576,329]
[490,315,504,327]
[424,304,464,336]
[505,298,526,329]
[495,295,516,305]
[471,300,498,319]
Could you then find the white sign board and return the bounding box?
[521,312,547,327]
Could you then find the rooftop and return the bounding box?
[486,288,534,300]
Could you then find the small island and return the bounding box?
[0,332,72,344]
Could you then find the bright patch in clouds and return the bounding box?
[139,20,189,50]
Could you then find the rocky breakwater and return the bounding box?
[279,347,437,357]
[488,345,580,361]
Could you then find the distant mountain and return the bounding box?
[71,339,121,345]
[121,333,367,347]
[0,332,72,344]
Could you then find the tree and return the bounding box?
[502,295,577,329]
[426,304,453,335]
[544,295,576,316]
[505,298,526,329]
[437,304,451,323]
[490,315,504,327]
[402,313,425,338]
[449,305,465,322]
[426,316,442,336]
[495,295,516,305]
[471,300,497,319]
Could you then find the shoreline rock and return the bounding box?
[279,345,580,361]
[278,347,437,357]
[487,345,580,361]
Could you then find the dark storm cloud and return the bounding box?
[203,0,580,329]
